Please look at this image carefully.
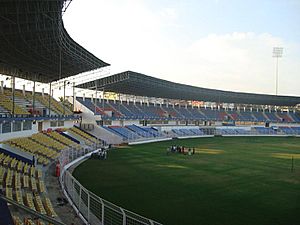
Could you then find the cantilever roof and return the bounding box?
[0,0,109,83]
[76,71,300,106]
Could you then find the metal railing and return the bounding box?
[0,194,66,225]
[59,144,163,225]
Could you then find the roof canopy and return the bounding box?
[76,71,300,106]
[0,0,109,83]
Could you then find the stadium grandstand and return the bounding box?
[0,1,300,225]
[74,71,300,143]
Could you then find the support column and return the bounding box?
[73,82,75,114]
[22,84,25,97]
[102,88,105,110]
[11,75,15,116]
[0,80,3,94]
[32,80,36,116]
[94,85,98,115]
[63,80,66,115]
[48,83,52,116]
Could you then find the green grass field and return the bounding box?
[73,137,300,225]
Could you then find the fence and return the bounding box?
[59,145,163,225]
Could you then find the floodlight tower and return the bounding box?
[272,47,283,95]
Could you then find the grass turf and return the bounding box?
[73,137,300,225]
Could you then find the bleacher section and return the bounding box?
[78,97,300,123]
[0,88,72,117]
[106,126,141,140]
[253,127,278,135]
[68,126,100,145]
[0,125,99,225]
[47,130,81,150]
[0,152,57,222]
[103,125,165,141]
[0,92,29,115]
[1,128,93,166]
[103,124,300,141]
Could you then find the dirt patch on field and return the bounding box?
[115,146,132,149]
[195,148,224,154]
[271,153,300,159]
[157,164,188,169]
[267,143,300,149]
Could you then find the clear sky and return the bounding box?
[63,0,300,96]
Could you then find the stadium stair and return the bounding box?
[0,190,14,225]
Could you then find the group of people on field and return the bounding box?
[167,145,195,155]
[91,148,108,160]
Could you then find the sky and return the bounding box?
[63,0,300,96]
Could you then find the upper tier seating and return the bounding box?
[264,111,281,122]
[34,93,72,116]
[0,88,73,116]
[289,113,300,122]
[252,111,268,121]
[0,105,10,115]
[276,112,293,123]
[0,92,29,115]
[238,111,255,121]
[77,98,300,123]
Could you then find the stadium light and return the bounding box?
[272,47,283,95]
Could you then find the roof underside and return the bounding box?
[76,71,300,106]
[0,0,109,83]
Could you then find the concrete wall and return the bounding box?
[111,120,140,126]
[0,120,75,142]
[0,123,38,142]
[83,126,123,145]
[42,120,74,130]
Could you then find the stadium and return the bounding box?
[0,1,299,225]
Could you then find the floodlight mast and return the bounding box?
[272,47,283,95]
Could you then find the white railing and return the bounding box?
[59,145,163,225]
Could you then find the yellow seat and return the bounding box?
[44,197,57,217]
